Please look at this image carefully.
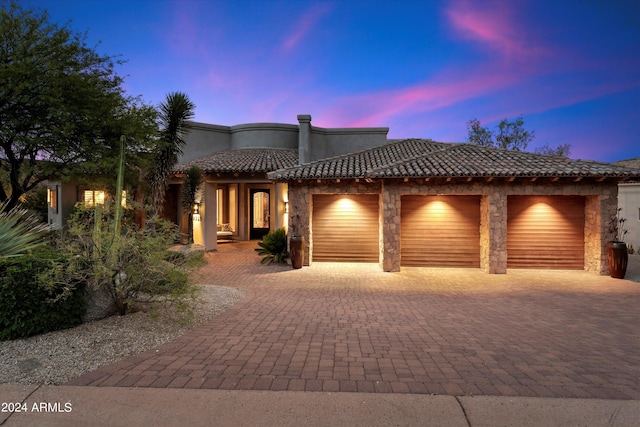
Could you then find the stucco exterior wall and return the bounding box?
[181,116,389,165]
[308,126,389,161]
[287,178,618,274]
[179,122,299,164]
[618,183,640,251]
[47,180,78,230]
[230,123,299,150]
[179,122,232,163]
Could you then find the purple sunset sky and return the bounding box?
[28,0,640,162]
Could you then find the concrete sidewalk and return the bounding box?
[1,385,639,426]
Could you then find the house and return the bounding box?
[614,157,640,251]
[49,114,640,275]
[46,181,128,230]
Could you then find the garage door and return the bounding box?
[507,196,584,269]
[401,195,481,267]
[312,194,379,262]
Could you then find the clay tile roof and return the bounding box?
[613,157,640,169]
[174,149,298,174]
[268,139,447,180]
[268,139,640,180]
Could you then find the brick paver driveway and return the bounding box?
[69,242,640,399]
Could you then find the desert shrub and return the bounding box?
[0,253,86,340]
[0,201,49,258]
[46,203,201,316]
[255,228,289,264]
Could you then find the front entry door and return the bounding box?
[250,189,270,239]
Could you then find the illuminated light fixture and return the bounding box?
[192,202,201,221]
[337,197,357,211]
[284,201,289,213]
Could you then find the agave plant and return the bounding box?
[0,201,49,258]
[255,228,289,265]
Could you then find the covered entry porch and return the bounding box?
[193,179,289,251]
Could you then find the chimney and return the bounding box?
[297,114,311,164]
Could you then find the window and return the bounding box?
[84,190,105,207]
[84,190,126,207]
[48,186,58,213]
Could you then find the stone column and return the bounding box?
[488,191,507,274]
[288,183,311,266]
[382,184,401,272]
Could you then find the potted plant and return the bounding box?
[289,212,304,269]
[606,208,628,279]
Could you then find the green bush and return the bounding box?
[255,228,289,264]
[47,203,201,316]
[0,254,86,340]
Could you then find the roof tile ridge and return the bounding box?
[363,140,458,176]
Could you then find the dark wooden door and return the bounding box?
[250,189,270,240]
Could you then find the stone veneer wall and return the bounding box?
[287,178,618,274]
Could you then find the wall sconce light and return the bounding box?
[284,201,289,213]
[193,202,200,215]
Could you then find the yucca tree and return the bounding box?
[148,92,195,216]
[0,201,49,258]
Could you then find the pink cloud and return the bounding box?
[317,64,523,128]
[444,0,550,61]
[281,3,332,53]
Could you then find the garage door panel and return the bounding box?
[312,194,379,263]
[507,196,584,269]
[401,195,481,268]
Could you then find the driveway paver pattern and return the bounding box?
[68,242,640,399]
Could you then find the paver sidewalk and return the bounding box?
[67,243,640,399]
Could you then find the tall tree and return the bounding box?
[0,1,148,210]
[148,92,195,215]
[534,143,571,157]
[467,116,570,157]
[466,118,494,147]
[467,116,534,151]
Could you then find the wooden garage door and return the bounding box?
[312,194,379,262]
[508,196,584,269]
[401,196,481,267]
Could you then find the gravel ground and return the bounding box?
[1,256,638,386]
[0,285,244,385]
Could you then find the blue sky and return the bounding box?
[27,0,640,162]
